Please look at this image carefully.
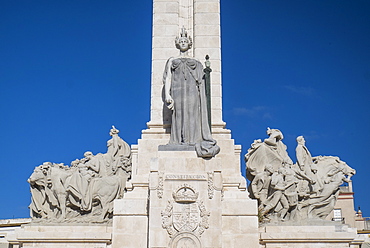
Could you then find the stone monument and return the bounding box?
[0,1,366,248]
[112,0,259,246]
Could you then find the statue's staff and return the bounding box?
[204,55,212,131]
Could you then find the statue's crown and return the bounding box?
[175,26,193,50]
[179,26,188,38]
[172,184,198,203]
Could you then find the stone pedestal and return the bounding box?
[13,224,112,248]
[260,225,363,248]
[112,130,259,247]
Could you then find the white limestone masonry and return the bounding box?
[148,0,225,132]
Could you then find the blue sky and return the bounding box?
[0,0,369,219]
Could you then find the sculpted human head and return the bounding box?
[84,151,93,159]
[266,127,284,141]
[71,159,80,167]
[297,136,305,145]
[175,27,192,52]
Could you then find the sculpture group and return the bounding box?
[245,128,355,222]
[28,126,132,222]
[26,27,355,228]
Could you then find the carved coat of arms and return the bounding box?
[161,184,210,239]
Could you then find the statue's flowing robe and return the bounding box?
[67,168,92,211]
[246,140,292,177]
[106,134,131,173]
[164,57,220,157]
[107,134,132,197]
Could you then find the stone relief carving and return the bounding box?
[157,172,164,199]
[207,172,215,199]
[169,232,202,248]
[245,128,355,223]
[162,27,220,158]
[161,184,209,243]
[165,174,206,180]
[28,126,132,222]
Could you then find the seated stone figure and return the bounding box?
[28,126,132,222]
[296,136,320,195]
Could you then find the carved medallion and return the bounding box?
[169,232,201,248]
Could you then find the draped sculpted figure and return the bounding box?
[163,27,220,158]
[245,128,292,182]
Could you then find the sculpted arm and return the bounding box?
[164,57,174,110]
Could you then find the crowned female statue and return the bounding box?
[163,27,220,158]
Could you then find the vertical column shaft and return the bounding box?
[147,0,225,133]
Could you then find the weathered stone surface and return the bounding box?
[260,225,359,248]
[14,225,112,248]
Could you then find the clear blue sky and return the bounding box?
[0,0,369,219]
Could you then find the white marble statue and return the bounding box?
[245,130,356,223]
[28,126,132,222]
[163,27,220,158]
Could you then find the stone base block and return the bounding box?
[260,225,359,248]
[14,224,112,248]
[112,198,148,248]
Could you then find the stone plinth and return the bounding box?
[260,225,361,248]
[112,198,148,247]
[13,224,112,248]
[112,146,259,248]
